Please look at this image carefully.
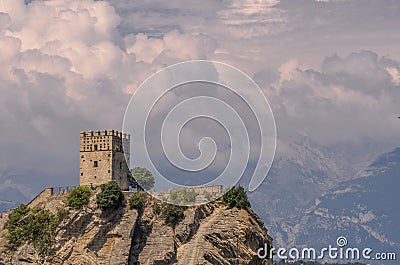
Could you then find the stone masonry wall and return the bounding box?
[80,130,130,190]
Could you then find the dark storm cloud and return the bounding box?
[1,0,400,195]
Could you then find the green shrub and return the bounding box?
[128,191,146,212]
[96,181,125,211]
[222,186,251,209]
[161,204,187,227]
[6,204,60,257]
[5,204,30,249]
[169,188,198,204]
[67,186,91,209]
[56,207,70,222]
[153,202,162,215]
[129,167,155,190]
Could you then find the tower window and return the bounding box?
[94,176,97,179]
[119,162,122,169]
[94,161,98,167]
[81,155,84,158]
[81,173,83,176]
[94,144,98,151]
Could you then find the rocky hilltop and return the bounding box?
[0,187,272,265]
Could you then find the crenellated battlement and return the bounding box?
[79,130,131,153]
[80,130,130,140]
[79,130,131,190]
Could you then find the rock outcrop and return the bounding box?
[0,188,272,265]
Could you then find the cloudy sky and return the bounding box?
[0,0,399,193]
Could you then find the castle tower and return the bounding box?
[79,130,131,190]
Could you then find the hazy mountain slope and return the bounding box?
[0,169,78,213]
[249,137,357,246]
[0,187,29,212]
[292,147,400,264]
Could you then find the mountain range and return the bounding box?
[250,139,399,264]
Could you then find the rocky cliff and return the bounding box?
[0,188,272,265]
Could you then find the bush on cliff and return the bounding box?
[128,191,146,212]
[6,204,59,257]
[96,181,124,210]
[56,207,70,222]
[67,186,91,209]
[161,204,186,227]
[129,167,155,191]
[222,186,251,209]
[169,188,198,204]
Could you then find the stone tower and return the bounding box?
[79,130,131,190]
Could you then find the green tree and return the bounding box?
[56,207,70,222]
[222,186,251,209]
[5,204,60,257]
[28,208,59,257]
[161,204,187,227]
[5,204,31,249]
[181,189,198,204]
[96,181,125,210]
[128,191,146,212]
[153,202,162,215]
[129,167,155,191]
[67,186,91,209]
[169,188,198,204]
